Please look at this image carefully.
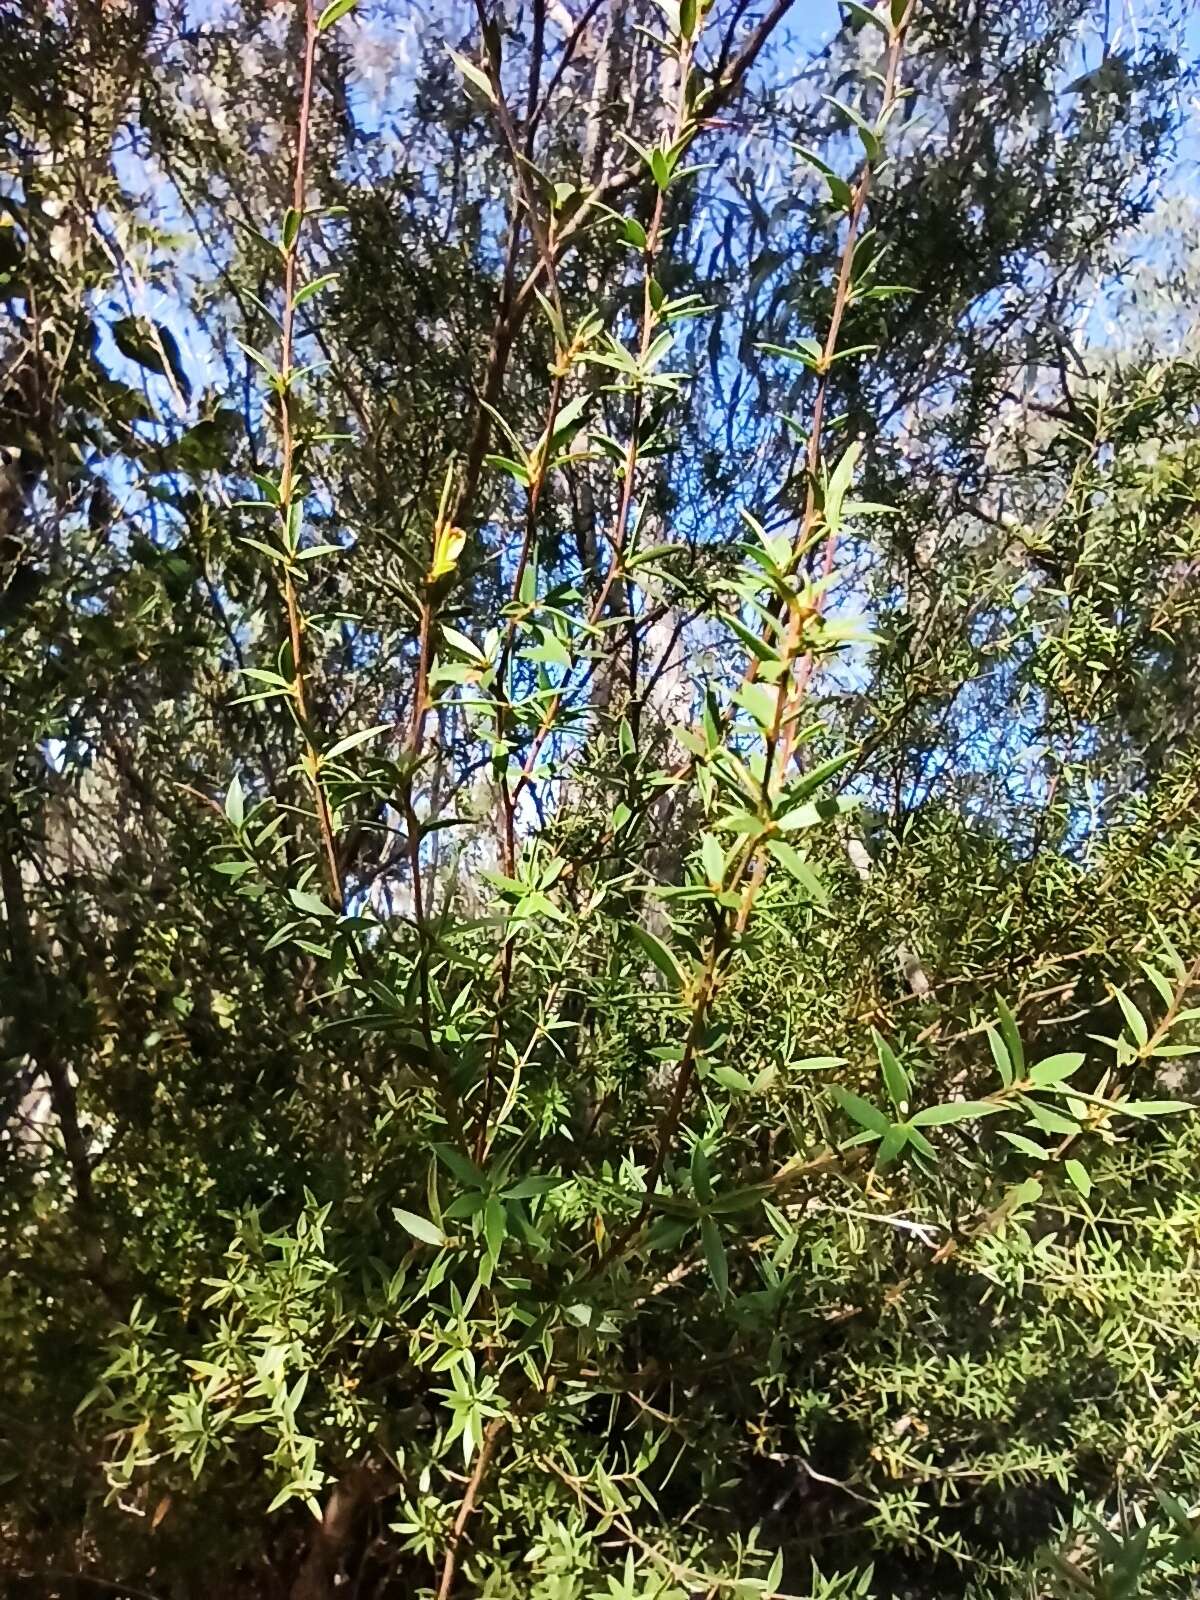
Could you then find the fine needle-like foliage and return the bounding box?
[3,1,1200,1597]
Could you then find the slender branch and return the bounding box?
[451,0,803,531]
[601,0,918,1267]
[435,1418,507,1600]
[527,0,608,137]
[736,0,914,928]
[508,30,695,815]
[397,471,465,1137]
[276,0,343,907]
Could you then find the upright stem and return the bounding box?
[736,0,914,930]
[434,1418,507,1600]
[763,4,913,787]
[605,0,917,1262]
[277,0,342,907]
[507,36,695,815]
[472,28,696,1163]
[450,0,802,533]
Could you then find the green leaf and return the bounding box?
[691,1142,713,1204]
[825,173,854,210]
[757,338,823,371]
[679,0,697,37]
[829,1086,889,1136]
[699,833,725,886]
[775,795,857,831]
[241,667,292,689]
[823,95,882,164]
[485,453,530,485]
[735,681,777,729]
[842,0,889,31]
[824,441,861,530]
[995,996,1025,1077]
[765,1550,784,1593]
[434,1144,488,1188]
[440,626,486,663]
[1007,1176,1043,1213]
[999,1130,1051,1159]
[872,1030,909,1112]
[723,609,780,663]
[876,1123,910,1167]
[1030,1052,1084,1086]
[1021,1097,1079,1137]
[786,749,860,803]
[700,1216,728,1300]
[446,46,497,104]
[1111,986,1149,1048]
[501,1175,562,1200]
[1064,1159,1092,1198]
[1140,962,1175,1008]
[909,1100,1002,1127]
[324,723,390,763]
[1120,1100,1193,1119]
[546,390,592,451]
[224,774,245,829]
[317,0,357,28]
[712,1065,753,1092]
[483,1196,506,1260]
[289,887,336,919]
[293,273,339,308]
[986,1025,1013,1088]
[393,1208,446,1248]
[764,839,826,902]
[630,924,685,989]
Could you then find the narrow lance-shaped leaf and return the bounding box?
[393,1208,447,1248]
[701,1216,728,1300]
[630,924,686,989]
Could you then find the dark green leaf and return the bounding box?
[630,924,685,989]
[701,1216,728,1300]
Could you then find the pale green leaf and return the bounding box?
[393,1208,446,1248]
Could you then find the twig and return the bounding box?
[275,0,343,907]
[435,1417,508,1600]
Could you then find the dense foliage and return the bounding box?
[3,1,1200,1597]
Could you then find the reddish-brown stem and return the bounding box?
[410,597,434,755]
[471,367,567,1160]
[451,0,801,532]
[435,1418,507,1600]
[277,0,342,907]
[603,2,917,1263]
[735,2,913,930]
[598,936,723,1267]
[762,6,911,784]
[509,37,694,814]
